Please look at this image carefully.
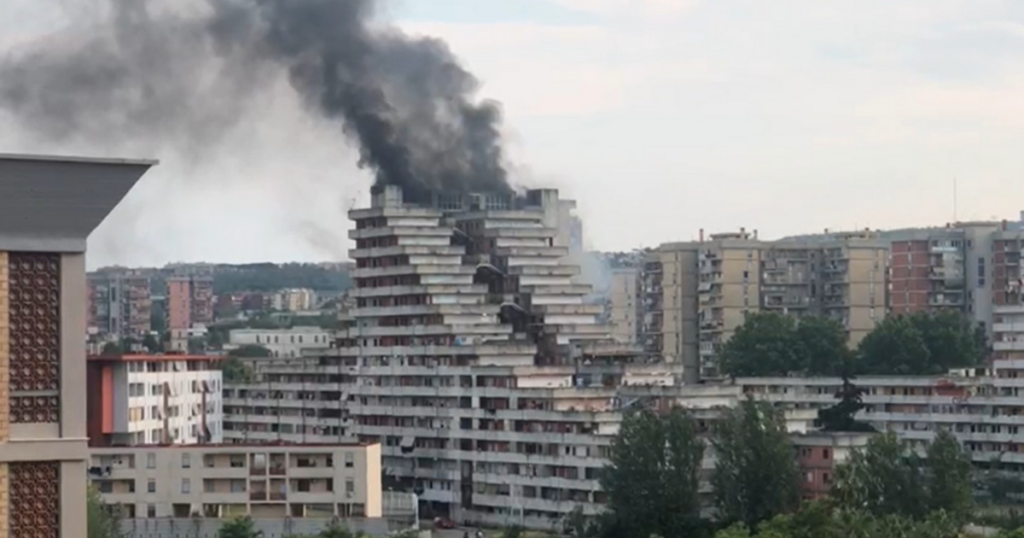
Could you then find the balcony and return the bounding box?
[249,490,267,501]
[993,341,1024,352]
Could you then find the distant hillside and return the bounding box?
[212,263,352,294]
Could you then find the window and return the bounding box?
[147,504,156,518]
[344,453,354,468]
[345,479,355,497]
[805,472,814,483]
[182,454,191,468]
[182,478,191,494]
[823,472,832,484]
[147,453,156,469]
[147,479,156,493]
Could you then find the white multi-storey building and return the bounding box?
[88,443,382,519]
[737,359,1024,469]
[87,354,224,446]
[223,186,686,528]
[228,327,334,358]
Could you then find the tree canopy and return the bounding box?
[87,486,124,538]
[213,263,351,294]
[600,407,706,538]
[857,311,984,375]
[228,344,273,358]
[711,397,800,528]
[719,313,849,377]
[218,517,263,538]
[830,430,973,521]
[817,374,875,433]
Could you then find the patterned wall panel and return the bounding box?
[7,254,61,424]
[9,462,59,538]
[0,252,9,442]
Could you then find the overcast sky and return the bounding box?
[3,0,1024,268]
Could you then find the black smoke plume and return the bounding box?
[0,0,513,203]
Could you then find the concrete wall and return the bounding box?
[119,517,409,538]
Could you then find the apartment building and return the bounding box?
[273,288,318,312]
[167,273,215,351]
[221,185,685,529]
[791,432,872,501]
[639,246,701,383]
[86,354,224,446]
[0,153,154,538]
[608,268,639,345]
[641,230,888,379]
[88,443,382,519]
[87,269,153,338]
[738,359,1024,469]
[228,327,334,359]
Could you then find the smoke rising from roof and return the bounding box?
[0,0,513,204]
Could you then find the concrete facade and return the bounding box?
[227,327,334,359]
[87,354,223,446]
[0,153,154,538]
[87,270,153,339]
[89,443,382,520]
[648,231,888,379]
[221,186,692,530]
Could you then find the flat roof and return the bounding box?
[88,353,224,362]
[0,152,158,167]
[90,441,376,450]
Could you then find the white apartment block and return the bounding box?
[88,443,382,519]
[222,185,676,529]
[87,354,224,446]
[738,359,1024,468]
[228,327,334,358]
[273,288,319,312]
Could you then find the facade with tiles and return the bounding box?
[0,153,154,538]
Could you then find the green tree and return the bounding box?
[228,344,273,358]
[793,316,850,376]
[600,407,706,538]
[831,431,928,518]
[720,313,848,377]
[100,342,122,356]
[218,516,263,538]
[711,397,799,527]
[221,356,255,383]
[912,310,984,371]
[817,374,875,433]
[142,333,161,353]
[926,429,973,518]
[856,315,931,375]
[87,486,123,538]
[317,522,364,538]
[857,311,983,375]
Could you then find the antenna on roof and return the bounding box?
[953,176,958,223]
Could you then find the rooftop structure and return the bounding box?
[0,152,155,538]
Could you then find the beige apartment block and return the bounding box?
[645,229,889,379]
[697,231,763,377]
[643,246,700,383]
[89,443,382,519]
[820,233,887,346]
[0,153,154,538]
[608,268,639,345]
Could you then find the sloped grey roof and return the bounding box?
[0,153,157,253]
